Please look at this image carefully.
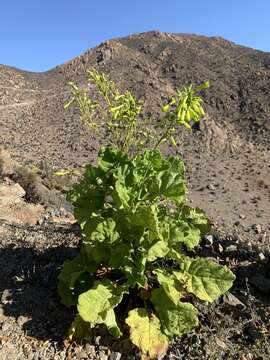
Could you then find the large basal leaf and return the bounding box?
[58,254,96,307]
[151,288,198,337]
[153,269,182,304]
[78,280,127,337]
[126,308,169,359]
[175,257,236,302]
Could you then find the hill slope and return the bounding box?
[0,31,269,241]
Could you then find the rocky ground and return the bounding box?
[0,31,269,359]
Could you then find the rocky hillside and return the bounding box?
[0,31,270,168]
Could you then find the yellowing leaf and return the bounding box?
[177,257,236,302]
[126,308,169,359]
[78,280,127,337]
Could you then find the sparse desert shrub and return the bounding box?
[58,69,235,359]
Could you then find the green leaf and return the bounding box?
[68,314,92,342]
[108,243,132,268]
[98,147,129,172]
[179,206,211,236]
[147,241,169,262]
[153,269,182,304]
[151,288,198,337]
[157,156,186,204]
[175,257,236,302]
[166,218,201,250]
[112,164,134,209]
[84,217,120,244]
[126,308,169,359]
[78,280,127,337]
[58,254,96,307]
[131,204,160,235]
[124,254,147,288]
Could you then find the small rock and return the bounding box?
[98,351,109,360]
[84,344,96,357]
[258,252,265,261]
[207,183,215,191]
[252,224,262,234]
[1,321,12,332]
[109,352,122,360]
[1,289,13,304]
[94,335,101,346]
[0,305,5,317]
[223,292,245,308]
[75,347,88,359]
[58,350,66,359]
[32,352,39,360]
[205,235,213,245]
[215,337,228,350]
[218,244,224,253]
[239,214,246,219]
[17,315,30,327]
[225,244,238,253]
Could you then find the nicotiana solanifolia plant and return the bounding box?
[58,69,235,359]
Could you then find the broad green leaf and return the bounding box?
[157,156,186,204]
[151,288,198,337]
[98,147,129,172]
[82,242,112,264]
[170,220,201,250]
[68,314,92,341]
[153,269,182,304]
[108,243,132,268]
[84,217,120,244]
[78,280,127,337]
[147,240,169,262]
[58,254,96,307]
[131,204,159,235]
[175,257,236,302]
[126,308,169,359]
[179,206,211,235]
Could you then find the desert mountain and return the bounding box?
[0,31,269,167]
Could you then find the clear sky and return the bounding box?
[1,0,269,72]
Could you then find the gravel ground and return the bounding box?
[1,221,269,360]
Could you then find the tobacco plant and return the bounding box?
[58,69,235,359]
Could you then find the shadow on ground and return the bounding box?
[0,244,78,341]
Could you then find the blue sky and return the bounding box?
[1,0,269,72]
